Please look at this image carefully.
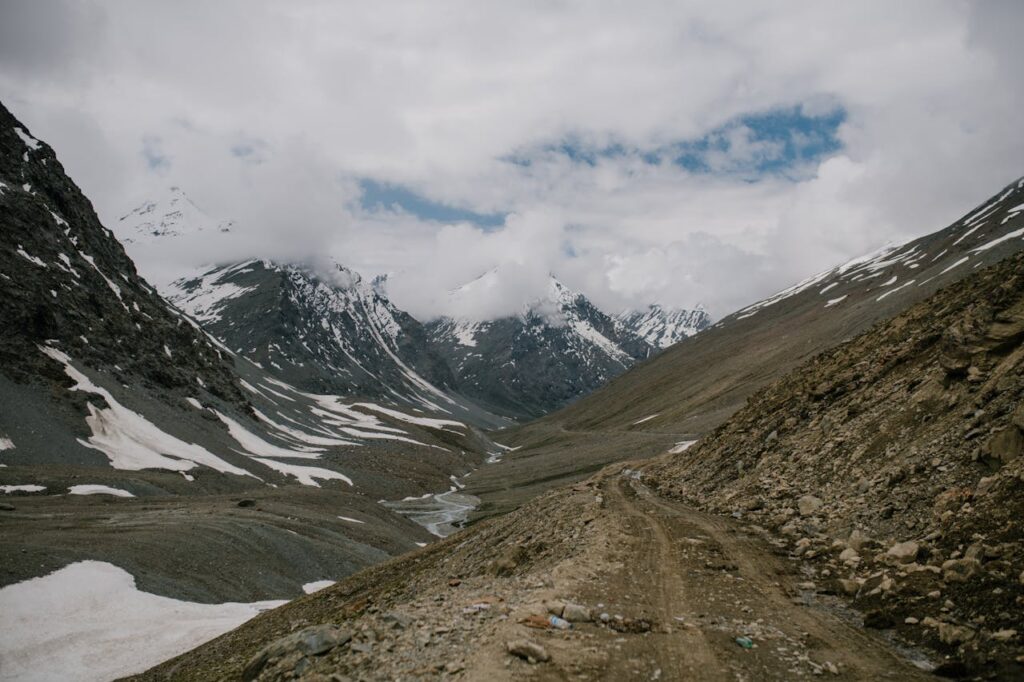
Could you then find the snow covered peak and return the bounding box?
[116,187,234,245]
[617,304,713,349]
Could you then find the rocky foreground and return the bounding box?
[131,468,934,681]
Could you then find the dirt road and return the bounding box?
[132,464,936,680]
[569,471,933,680]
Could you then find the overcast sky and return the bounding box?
[1,1,1022,321]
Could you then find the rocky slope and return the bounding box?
[644,249,1024,678]
[0,101,498,604]
[426,274,656,419]
[164,259,506,428]
[134,253,1024,681]
[616,304,712,349]
[462,176,1024,518]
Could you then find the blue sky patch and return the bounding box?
[358,178,506,229]
[141,136,170,172]
[505,103,846,179]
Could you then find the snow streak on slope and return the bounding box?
[40,346,254,477]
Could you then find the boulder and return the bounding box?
[985,427,1024,466]
[886,541,920,564]
[243,625,351,681]
[562,603,592,623]
[942,558,981,583]
[797,495,823,516]
[938,623,975,646]
[506,640,550,663]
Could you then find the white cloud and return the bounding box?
[1,0,1020,321]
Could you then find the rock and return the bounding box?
[0,503,15,511]
[863,609,895,629]
[886,541,920,564]
[975,476,997,495]
[1013,404,1024,430]
[506,640,549,663]
[236,499,256,508]
[942,558,981,583]
[839,548,860,564]
[797,495,823,516]
[741,496,764,512]
[991,629,1017,642]
[448,578,462,587]
[243,625,351,680]
[837,579,861,596]
[546,601,565,617]
[382,612,411,630]
[938,622,975,646]
[561,603,592,623]
[848,529,868,552]
[985,427,1024,465]
[490,545,528,577]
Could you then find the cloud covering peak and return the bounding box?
[1,1,1021,320]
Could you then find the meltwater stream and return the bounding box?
[382,445,512,538]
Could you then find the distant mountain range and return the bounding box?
[115,191,711,421]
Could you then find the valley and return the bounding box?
[1,57,1023,681]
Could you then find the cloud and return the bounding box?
[1,1,1021,322]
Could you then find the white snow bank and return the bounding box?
[40,347,253,478]
[301,580,335,594]
[0,436,13,451]
[669,440,698,454]
[0,485,45,493]
[14,127,41,151]
[68,484,134,498]
[0,561,284,682]
[631,414,659,425]
[337,515,365,524]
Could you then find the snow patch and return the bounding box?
[40,347,254,478]
[68,484,135,498]
[0,561,285,682]
[302,580,336,594]
[1,485,46,493]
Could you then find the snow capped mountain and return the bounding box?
[116,186,234,245]
[426,273,654,419]
[165,259,506,426]
[617,304,712,349]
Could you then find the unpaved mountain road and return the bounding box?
[574,471,933,680]
[132,463,936,681]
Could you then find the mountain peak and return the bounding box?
[116,186,234,245]
[617,304,713,349]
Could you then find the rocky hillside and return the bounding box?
[645,250,1024,677]
[617,304,712,349]
[427,274,655,419]
[164,259,506,428]
[132,253,1024,681]
[461,176,1024,518]
[0,104,244,409]
[0,101,501,605]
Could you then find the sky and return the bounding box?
[1,1,1022,321]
